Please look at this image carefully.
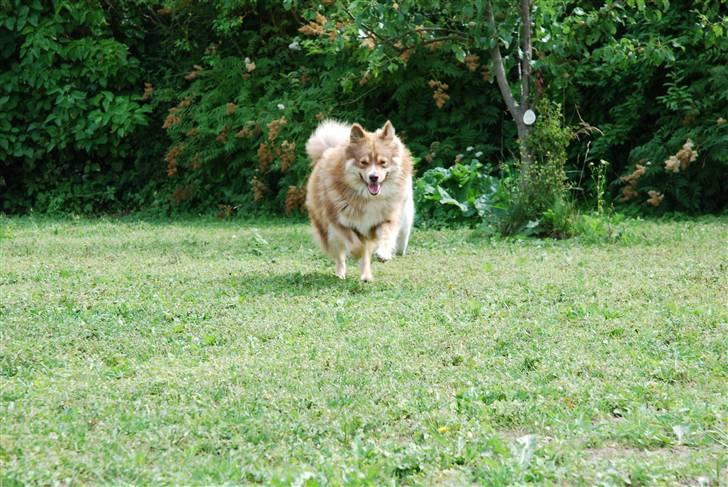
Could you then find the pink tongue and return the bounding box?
[368,183,381,195]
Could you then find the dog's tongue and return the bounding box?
[368,182,381,195]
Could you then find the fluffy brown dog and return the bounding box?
[305,120,414,281]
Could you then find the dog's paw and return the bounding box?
[375,249,393,262]
[360,272,373,282]
[335,261,347,279]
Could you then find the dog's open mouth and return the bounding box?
[367,182,381,196]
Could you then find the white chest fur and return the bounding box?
[339,197,395,235]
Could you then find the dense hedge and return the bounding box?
[0,0,726,216]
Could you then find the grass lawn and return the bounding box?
[1,216,726,485]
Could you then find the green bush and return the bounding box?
[546,0,728,213]
[520,101,573,214]
[414,157,510,228]
[502,99,576,236]
[152,2,357,214]
[0,0,725,219]
[0,0,152,213]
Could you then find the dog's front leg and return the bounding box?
[374,218,399,262]
[359,238,376,282]
[334,250,347,279]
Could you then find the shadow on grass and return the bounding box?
[232,271,375,297]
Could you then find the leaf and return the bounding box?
[340,78,353,92]
[437,186,469,212]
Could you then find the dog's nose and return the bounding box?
[369,174,379,183]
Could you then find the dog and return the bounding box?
[305,120,414,281]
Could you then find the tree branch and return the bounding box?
[414,26,468,38]
[485,0,521,125]
[342,6,402,51]
[343,7,469,54]
[420,36,464,46]
[334,87,379,107]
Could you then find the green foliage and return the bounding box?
[572,212,637,244]
[147,2,353,213]
[414,158,508,228]
[591,159,611,214]
[0,0,152,213]
[523,100,573,206]
[0,0,725,219]
[416,100,628,240]
[540,197,576,238]
[544,0,728,213]
[136,0,512,214]
[296,0,522,170]
[161,22,294,210]
[510,99,575,235]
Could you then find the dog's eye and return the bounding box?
[378,158,388,166]
[358,158,368,166]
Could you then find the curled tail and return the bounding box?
[305,120,351,164]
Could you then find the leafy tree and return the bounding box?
[301,0,540,178]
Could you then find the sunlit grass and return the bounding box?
[1,216,726,485]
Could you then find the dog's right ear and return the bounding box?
[380,120,395,140]
[350,123,366,143]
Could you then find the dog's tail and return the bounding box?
[305,120,351,165]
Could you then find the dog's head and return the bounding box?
[344,121,403,197]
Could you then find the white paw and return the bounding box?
[375,249,393,262]
[360,272,373,282]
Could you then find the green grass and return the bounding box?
[1,216,726,485]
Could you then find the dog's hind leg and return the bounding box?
[334,250,346,279]
[395,192,415,255]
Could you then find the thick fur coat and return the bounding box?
[305,120,415,281]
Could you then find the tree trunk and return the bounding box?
[486,0,533,189]
[520,0,532,113]
[518,0,534,190]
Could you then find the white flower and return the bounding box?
[277,104,285,110]
[466,146,474,152]
[288,41,301,51]
[475,151,483,157]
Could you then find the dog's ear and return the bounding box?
[350,123,366,143]
[379,120,395,140]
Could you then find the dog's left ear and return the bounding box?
[379,120,395,140]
